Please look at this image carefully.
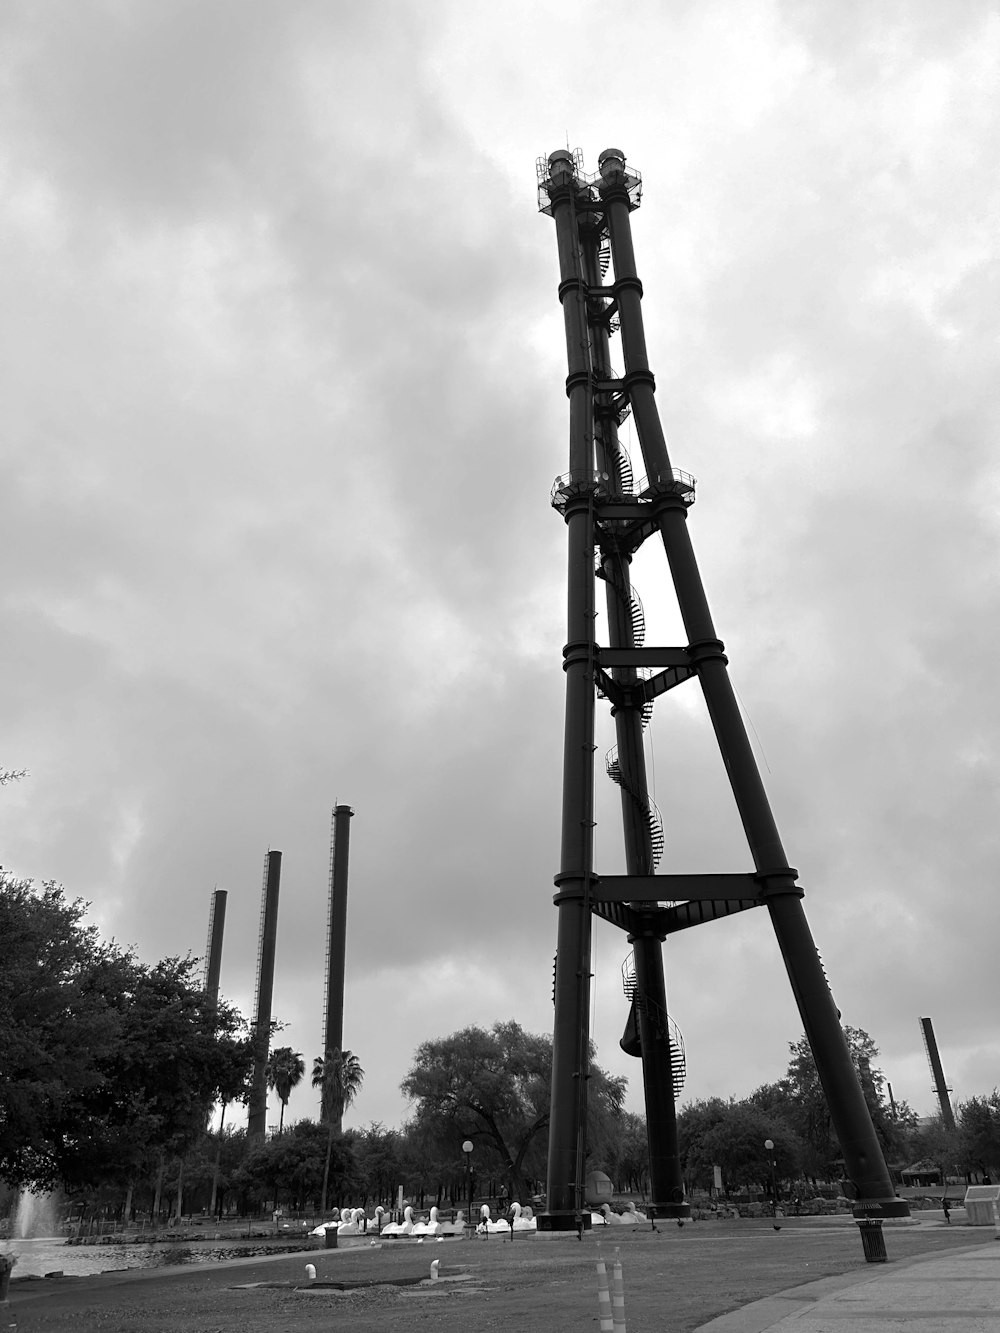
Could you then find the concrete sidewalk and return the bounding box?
[698,1239,1000,1332]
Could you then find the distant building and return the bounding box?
[900,1160,942,1187]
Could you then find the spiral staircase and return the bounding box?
[619,951,686,1099]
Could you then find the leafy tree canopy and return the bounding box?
[311,1047,364,1214]
[400,1020,626,1199]
[233,1119,362,1211]
[957,1091,1000,1178]
[678,1097,804,1194]
[745,1027,913,1177]
[0,872,252,1190]
[265,1046,305,1134]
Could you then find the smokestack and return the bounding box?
[247,849,282,1141]
[204,888,228,1005]
[919,1016,956,1130]
[322,804,354,1126]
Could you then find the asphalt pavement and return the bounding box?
[698,1233,1000,1332]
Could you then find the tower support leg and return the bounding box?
[631,929,688,1217]
[542,497,599,1232]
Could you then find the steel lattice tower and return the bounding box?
[537,148,908,1235]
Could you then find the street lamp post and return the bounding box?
[462,1140,474,1235]
[764,1139,779,1218]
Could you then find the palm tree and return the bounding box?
[265,1046,305,1135]
[311,1047,364,1213]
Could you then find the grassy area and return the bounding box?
[8,1212,993,1332]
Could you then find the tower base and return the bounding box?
[648,1200,691,1220]
[853,1197,910,1220]
[537,1211,593,1232]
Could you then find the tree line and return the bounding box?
[3,871,998,1221]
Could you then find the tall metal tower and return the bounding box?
[322,803,354,1131]
[247,848,282,1141]
[203,887,228,1006]
[536,148,907,1234]
[919,1017,956,1130]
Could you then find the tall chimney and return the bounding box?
[247,849,282,1140]
[204,888,228,1005]
[919,1016,956,1130]
[322,804,354,1127]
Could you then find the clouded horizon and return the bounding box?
[2,0,998,1139]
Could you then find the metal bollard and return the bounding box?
[596,1258,614,1333]
[611,1250,627,1333]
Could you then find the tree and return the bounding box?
[311,1047,364,1214]
[232,1119,362,1213]
[678,1096,805,1197]
[957,1092,1000,1180]
[354,1122,403,1205]
[678,1098,735,1191]
[0,872,253,1192]
[605,1111,649,1197]
[0,875,123,1187]
[400,1021,626,1201]
[781,1027,904,1179]
[265,1047,305,1135]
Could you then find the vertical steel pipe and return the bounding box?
[543,153,599,1229]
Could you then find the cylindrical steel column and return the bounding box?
[543,152,599,1230]
[588,222,690,1218]
[599,154,904,1216]
[629,923,685,1210]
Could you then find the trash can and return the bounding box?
[0,1252,15,1302]
[323,1226,339,1249]
[857,1219,886,1263]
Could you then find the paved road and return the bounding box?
[698,1239,1000,1332]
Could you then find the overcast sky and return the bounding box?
[2,1,998,1141]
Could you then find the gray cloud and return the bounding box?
[2,0,998,1136]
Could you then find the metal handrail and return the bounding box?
[549,470,613,509]
[634,469,697,498]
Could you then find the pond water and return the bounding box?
[3,1235,308,1280]
[3,1236,167,1279]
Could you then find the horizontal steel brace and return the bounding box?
[590,873,760,903]
[591,899,640,935]
[598,646,691,667]
[596,517,658,554]
[658,898,763,935]
[595,664,695,710]
[644,665,697,699]
[595,501,654,519]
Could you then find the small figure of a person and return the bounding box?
[943,1200,951,1224]
[499,1184,508,1211]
